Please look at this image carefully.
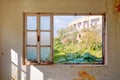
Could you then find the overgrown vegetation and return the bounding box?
[54,25,102,63]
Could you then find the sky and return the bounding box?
[53,15,82,37]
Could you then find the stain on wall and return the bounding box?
[73,71,95,80]
[113,0,120,19]
[113,0,120,12]
[112,0,120,38]
[0,0,120,80]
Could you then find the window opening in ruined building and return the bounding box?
[23,13,106,65]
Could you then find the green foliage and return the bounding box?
[54,26,102,63]
[54,55,66,63]
[80,29,102,51]
[54,52,102,63]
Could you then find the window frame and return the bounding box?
[23,12,106,65]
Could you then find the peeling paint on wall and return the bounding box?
[73,71,96,80]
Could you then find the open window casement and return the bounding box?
[24,13,53,65]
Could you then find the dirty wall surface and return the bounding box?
[0,0,120,80]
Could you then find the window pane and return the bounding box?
[54,15,103,64]
[40,16,50,30]
[27,32,37,45]
[40,47,51,61]
[27,16,37,30]
[41,32,50,45]
[27,47,37,62]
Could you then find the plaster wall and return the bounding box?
[0,2,2,77]
[0,0,120,80]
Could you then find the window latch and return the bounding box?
[38,35,40,42]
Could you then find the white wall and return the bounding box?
[0,0,120,80]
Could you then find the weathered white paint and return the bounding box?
[0,0,120,80]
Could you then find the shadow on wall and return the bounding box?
[11,49,19,80]
[11,49,29,80]
[10,49,44,80]
[10,49,96,80]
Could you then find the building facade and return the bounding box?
[68,16,102,30]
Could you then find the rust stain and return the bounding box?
[113,0,120,12]
[73,71,96,80]
[116,4,120,11]
[112,0,120,38]
[113,0,120,17]
[113,0,120,21]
